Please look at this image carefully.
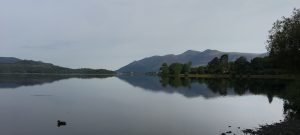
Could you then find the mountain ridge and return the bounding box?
[0,57,115,74]
[0,57,21,63]
[118,49,267,73]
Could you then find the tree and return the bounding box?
[197,66,207,74]
[190,67,198,74]
[159,63,169,76]
[250,57,266,74]
[220,54,229,74]
[233,57,250,74]
[169,63,183,76]
[182,62,192,75]
[267,8,300,72]
[207,57,221,74]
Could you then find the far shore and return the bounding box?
[0,73,116,76]
[0,73,298,80]
[166,74,298,80]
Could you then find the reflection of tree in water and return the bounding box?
[160,77,291,98]
[160,77,191,89]
[230,79,249,95]
[169,77,183,88]
[205,79,229,95]
[248,79,289,104]
[281,80,300,120]
[159,77,169,88]
[160,77,300,120]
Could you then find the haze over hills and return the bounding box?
[118,49,267,73]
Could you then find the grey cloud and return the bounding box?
[0,0,299,70]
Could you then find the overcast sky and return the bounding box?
[0,0,299,70]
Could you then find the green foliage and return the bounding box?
[207,57,221,74]
[251,57,266,71]
[182,62,192,75]
[220,54,229,74]
[206,54,230,74]
[169,63,183,76]
[197,66,207,74]
[249,57,280,74]
[267,8,300,72]
[158,54,284,76]
[232,56,250,74]
[159,63,169,76]
[159,62,194,76]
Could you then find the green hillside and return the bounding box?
[0,58,115,74]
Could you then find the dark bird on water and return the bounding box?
[57,120,67,127]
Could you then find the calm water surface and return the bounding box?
[0,75,291,135]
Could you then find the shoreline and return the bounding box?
[0,73,298,80]
[243,119,300,135]
[166,74,298,80]
[0,73,116,76]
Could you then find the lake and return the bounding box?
[0,75,298,135]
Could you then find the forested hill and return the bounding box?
[0,57,21,63]
[0,57,115,74]
[118,49,267,73]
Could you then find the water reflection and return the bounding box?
[118,76,224,98]
[0,74,113,89]
[119,76,300,121]
[0,75,298,135]
[2,74,299,121]
[118,76,288,99]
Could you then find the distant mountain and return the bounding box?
[0,57,115,74]
[0,57,21,63]
[118,49,267,73]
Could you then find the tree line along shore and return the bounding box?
[159,9,300,80]
[159,8,300,135]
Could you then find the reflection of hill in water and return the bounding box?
[1,74,300,120]
[118,76,300,120]
[117,76,244,99]
[0,74,113,89]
